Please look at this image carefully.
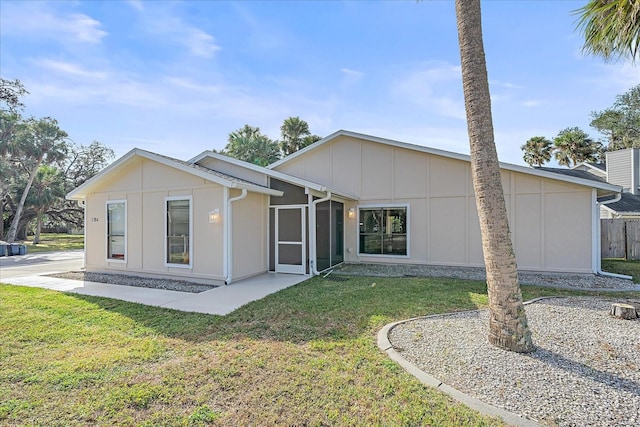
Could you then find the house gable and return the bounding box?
[271,130,620,197]
[67,149,282,201]
[105,158,210,195]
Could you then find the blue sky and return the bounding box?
[1,0,638,165]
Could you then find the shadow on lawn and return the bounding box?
[70,276,491,344]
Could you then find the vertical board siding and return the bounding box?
[606,150,633,190]
[601,219,640,260]
[275,136,594,272]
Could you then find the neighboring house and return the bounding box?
[67,130,621,285]
[570,148,640,218]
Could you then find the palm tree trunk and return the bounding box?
[0,199,4,241]
[6,156,43,243]
[34,210,42,244]
[455,0,533,352]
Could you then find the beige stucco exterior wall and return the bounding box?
[230,189,269,281]
[84,158,227,284]
[275,136,595,273]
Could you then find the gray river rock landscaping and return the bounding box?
[49,271,216,293]
[389,297,640,427]
[333,263,640,291]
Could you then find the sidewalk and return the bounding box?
[3,272,310,315]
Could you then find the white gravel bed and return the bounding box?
[388,297,640,427]
[48,271,216,293]
[333,263,640,291]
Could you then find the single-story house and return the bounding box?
[67,130,622,285]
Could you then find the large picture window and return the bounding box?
[166,198,191,266]
[107,201,126,261]
[359,206,407,256]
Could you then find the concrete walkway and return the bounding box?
[3,273,310,315]
[1,252,310,315]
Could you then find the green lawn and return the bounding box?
[21,233,84,253]
[2,276,637,426]
[601,258,640,282]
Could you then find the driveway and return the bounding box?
[0,250,84,280]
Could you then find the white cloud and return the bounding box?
[596,61,640,91]
[522,100,542,107]
[491,80,524,90]
[126,0,144,12]
[341,68,364,78]
[393,62,465,120]
[36,59,108,80]
[165,77,221,94]
[26,77,167,108]
[184,28,221,58]
[1,3,107,44]
[132,5,221,59]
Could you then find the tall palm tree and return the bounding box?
[280,116,311,156]
[5,117,68,242]
[521,136,553,166]
[224,124,280,166]
[553,127,602,167]
[455,0,533,352]
[575,0,640,62]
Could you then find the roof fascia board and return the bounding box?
[502,164,620,192]
[268,130,621,192]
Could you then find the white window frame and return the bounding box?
[164,195,193,269]
[357,203,410,258]
[106,200,127,263]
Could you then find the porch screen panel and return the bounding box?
[278,244,303,265]
[330,201,344,266]
[316,201,331,271]
[269,208,275,271]
[107,202,125,260]
[167,199,190,265]
[277,208,303,265]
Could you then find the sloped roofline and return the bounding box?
[571,162,607,174]
[189,150,359,200]
[267,130,622,193]
[66,148,283,200]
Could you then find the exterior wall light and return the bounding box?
[348,208,355,219]
[208,209,220,223]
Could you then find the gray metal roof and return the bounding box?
[534,167,608,184]
[148,150,271,190]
